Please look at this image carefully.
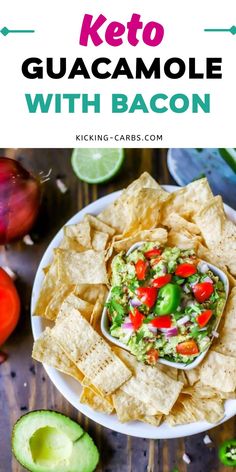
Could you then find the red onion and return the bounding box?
[177,315,190,326]
[121,322,134,330]
[197,261,209,273]
[159,326,178,337]
[147,324,158,334]
[0,158,41,244]
[130,297,142,307]
[203,276,213,284]
[212,330,219,338]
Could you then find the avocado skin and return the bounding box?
[12,410,99,472]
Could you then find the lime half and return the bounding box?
[71,148,124,184]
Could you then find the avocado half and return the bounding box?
[12,410,99,472]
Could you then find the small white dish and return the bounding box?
[101,241,229,370]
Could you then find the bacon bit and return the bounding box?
[203,434,213,445]
[182,453,191,464]
[2,266,17,280]
[0,351,8,365]
[56,178,68,194]
[23,234,34,246]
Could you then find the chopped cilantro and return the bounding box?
[111,286,123,297]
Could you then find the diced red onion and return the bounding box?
[198,261,209,273]
[161,264,167,274]
[147,324,158,334]
[212,330,219,338]
[183,285,190,294]
[159,326,178,337]
[177,315,190,326]
[130,297,142,307]
[182,453,191,464]
[190,281,199,288]
[203,276,213,284]
[203,434,213,445]
[122,322,134,330]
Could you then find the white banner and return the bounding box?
[0,0,235,147]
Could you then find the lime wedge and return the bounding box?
[71,148,124,184]
[219,148,236,174]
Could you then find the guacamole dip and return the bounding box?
[106,242,226,366]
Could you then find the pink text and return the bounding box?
[79,13,164,47]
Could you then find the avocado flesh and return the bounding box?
[12,410,99,472]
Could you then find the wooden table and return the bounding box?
[0,149,235,472]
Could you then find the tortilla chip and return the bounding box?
[84,214,115,237]
[161,178,213,220]
[56,249,108,285]
[185,367,201,386]
[112,228,168,253]
[167,393,224,425]
[163,213,200,235]
[214,330,236,358]
[112,390,157,421]
[197,244,236,289]
[64,220,91,249]
[168,229,201,250]
[34,258,58,316]
[218,287,236,331]
[183,382,234,400]
[56,293,94,323]
[59,236,86,252]
[194,196,236,275]
[200,350,236,392]
[121,374,183,416]
[156,363,178,381]
[91,230,109,251]
[44,285,74,321]
[32,328,83,382]
[122,188,169,237]
[80,387,114,414]
[116,350,183,415]
[52,310,131,395]
[139,415,162,426]
[90,286,108,332]
[177,370,189,386]
[98,172,164,233]
[75,284,108,305]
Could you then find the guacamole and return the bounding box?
[106,242,226,366]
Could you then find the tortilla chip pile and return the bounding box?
[32,173,236,427]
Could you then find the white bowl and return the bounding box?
[101,241,229,370]
[31,186,236,439]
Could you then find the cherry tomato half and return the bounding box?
[151,315,172,329]
[146,348,159,365]
[129,308,144,330]
[0,269,20,346]
[175,263,197,278]
[0,267,13,287]
[144,248,162,259]
[136,287,157,308]
[193,282,214,303]
[176,340,199,356]
[152,274,172,289]
[135,259,148,281]
[197,309,213,327]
